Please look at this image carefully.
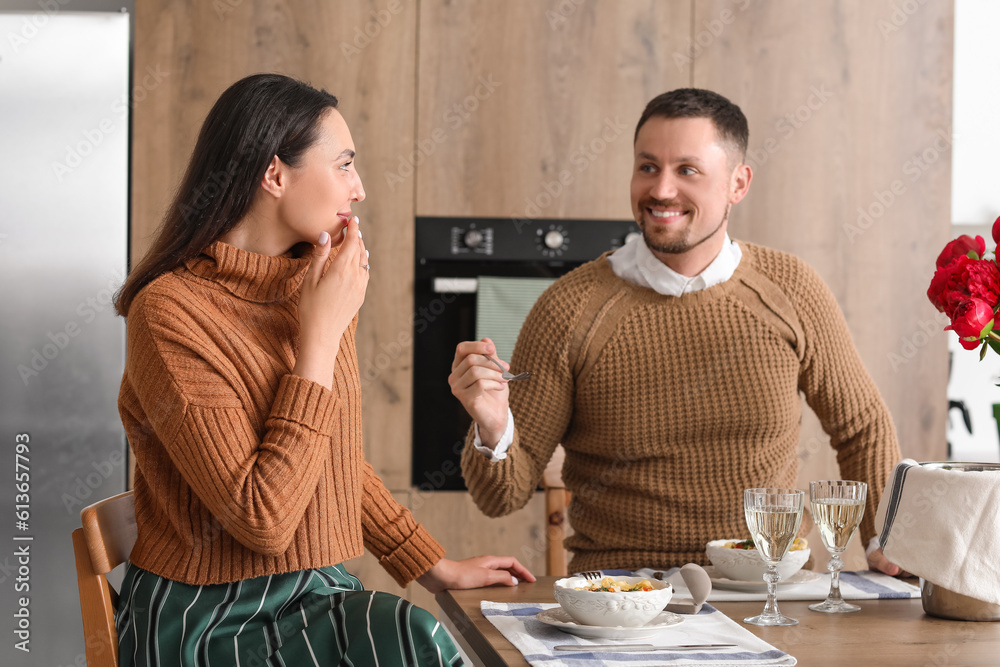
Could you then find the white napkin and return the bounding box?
[481,601,796,666]
[874,458,1000,605]
[631,568,919,603]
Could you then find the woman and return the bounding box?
[113,73,533,667]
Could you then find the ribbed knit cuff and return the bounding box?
[270,374,339,436]
[377,524,446,587]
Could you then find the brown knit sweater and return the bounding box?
[462,242,901,572]
[119,241,443,586]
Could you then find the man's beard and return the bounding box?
[640,203,730,255]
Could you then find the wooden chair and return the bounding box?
[72,490,136,667]
[542,445,571,576]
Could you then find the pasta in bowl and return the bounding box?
[553,576,673,627]
[706,538,810,582]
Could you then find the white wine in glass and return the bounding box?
[743,488,804,626]
[809,480,867,613]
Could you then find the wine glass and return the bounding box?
[743,488,805,626]
[808,480,867,613]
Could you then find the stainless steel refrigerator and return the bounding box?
[0,10,130,666]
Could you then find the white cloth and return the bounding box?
[481,601,795,666]
[475,235,742,455]
[630,568,919,603]
[874,459,1000,605]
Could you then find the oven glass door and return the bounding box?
[411,262,574,490]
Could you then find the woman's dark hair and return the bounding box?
[115,73,338,316]
[634,88,748,164]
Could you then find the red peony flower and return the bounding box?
[993,216,1000,247]
[928,256,1000,319]
[946,298,995,349]
[936,234,985,269]
[928,255,970,316]
[964,259,1000,307]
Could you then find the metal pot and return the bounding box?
[918,462,1000,621]
[921,579,1000,622]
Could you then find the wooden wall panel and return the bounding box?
[133,0,418,489]
[692,0,953,488]
[416,0,691,218]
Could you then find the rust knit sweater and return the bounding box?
[462,242,901,572]
[119,241,443,586]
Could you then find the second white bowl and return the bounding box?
[705,538,809,582]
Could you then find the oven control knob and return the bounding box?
[624,231,642,245]
[463,229,485,248]
[544,230,565,250]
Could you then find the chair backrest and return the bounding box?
[542,445,571,577]
[72,490,136,667]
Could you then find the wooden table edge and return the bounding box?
[436,589,511,667]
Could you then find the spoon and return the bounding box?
[486,355,532,382]
[662,563,712,614]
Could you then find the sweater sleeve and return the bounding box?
[461,279,578,517]
[125,296,338,556]
[360,461,445,586]
[790,261,902,544]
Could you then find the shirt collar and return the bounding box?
[607,233,742,297]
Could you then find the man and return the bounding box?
[449,89,903,574]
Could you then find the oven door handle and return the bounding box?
[433,277,479,294]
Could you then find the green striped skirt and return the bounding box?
[115,563,464,667]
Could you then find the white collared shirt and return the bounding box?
[607,231,742,297]
[473,234,742,460]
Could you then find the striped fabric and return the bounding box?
[115,562,463,667]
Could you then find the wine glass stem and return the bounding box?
[763,564,780,617]
[827,552,844,603]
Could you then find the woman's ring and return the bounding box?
[361,264,370,270]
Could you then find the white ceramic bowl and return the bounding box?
[705,539,810,582]
[552,576,673,627]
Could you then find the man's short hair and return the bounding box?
[634,89,749,164]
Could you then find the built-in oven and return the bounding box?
[412,216,639,490]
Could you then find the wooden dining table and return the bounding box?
[436,576,1000,666]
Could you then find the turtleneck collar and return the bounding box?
[183,240,310,303]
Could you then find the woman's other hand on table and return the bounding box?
[417,555,536,594]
